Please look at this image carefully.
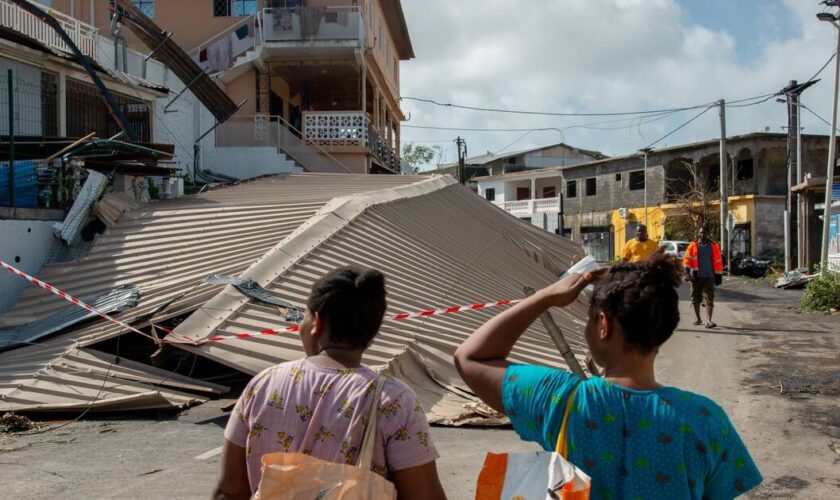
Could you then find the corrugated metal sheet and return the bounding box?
[93,193,141,227]
[0,284,140,350]
[170,176,590,425]
[0,343,226,412]
[0,174,426,412]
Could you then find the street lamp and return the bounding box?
[637,147,653,226]
[817,7,840,272]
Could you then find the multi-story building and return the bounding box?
[476,133,833,264]
[432,142,606,181]
[49,0,414,175]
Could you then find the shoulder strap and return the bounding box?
[357,376,386,470]
[555,383,581,459]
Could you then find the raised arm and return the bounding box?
[453,272,600,412]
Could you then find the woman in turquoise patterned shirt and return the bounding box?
[455,254,762,499]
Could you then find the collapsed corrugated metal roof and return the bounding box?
[167,176,590,425]
[0,343,225,412]
[0,174,428,411]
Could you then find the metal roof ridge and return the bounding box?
[168,175,455,344]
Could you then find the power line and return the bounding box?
[643,105,716,150]
[400,96,716,117]
[805,50,836,85]
[800,102,840,132]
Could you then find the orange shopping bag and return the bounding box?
[476,385,590,499]
[254,378,396,500]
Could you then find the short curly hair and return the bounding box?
[589,253,682,353]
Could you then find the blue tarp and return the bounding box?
[0,160,38,208]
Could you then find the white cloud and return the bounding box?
[399,0,839,168]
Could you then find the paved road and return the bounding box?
[2,280,838,499]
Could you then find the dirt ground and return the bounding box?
[1,278,838,499]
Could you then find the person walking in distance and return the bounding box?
[621,224,658,263]
[684,225,724,328]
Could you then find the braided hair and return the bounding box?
[589,252,682,353]
[307,266,388,349]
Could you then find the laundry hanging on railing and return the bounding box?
[206,35,233,73]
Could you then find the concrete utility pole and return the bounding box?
[719,99,729,268]
[455,136,467,184]
[781,79,818,271]
[638,147,652,226]
[818,5,840,272]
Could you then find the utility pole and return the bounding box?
[785,82,796,273]
[455,136,467,185]
[638,147,652,226]
[719,99,729,270]
[781,79,818,271]
[818,4,840,272]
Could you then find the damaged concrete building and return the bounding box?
[0,173,592,425]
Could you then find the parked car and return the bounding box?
[659,240,689,260]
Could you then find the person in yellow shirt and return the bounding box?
[621,224,658,263]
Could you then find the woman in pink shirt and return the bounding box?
[212,266,446,499]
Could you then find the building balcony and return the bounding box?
[0,0,168,86]
[0,0,98,59]
[261,6,363,46]
[303,111,399,172]
[192,6,364,73]
[213,113,397,173]
[493,197,561,218]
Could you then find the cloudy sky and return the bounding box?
[399,0,839,170]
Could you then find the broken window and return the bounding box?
[585,177,597,196]
[629,170,645,191]
[566,180,577,198]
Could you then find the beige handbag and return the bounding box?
[254,377,396,500]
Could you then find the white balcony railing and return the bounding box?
[191,6,364,74]
[494,197,561,218]
[262,6,363,44]
[0,0,98,59]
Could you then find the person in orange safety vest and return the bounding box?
[683,225,724,328]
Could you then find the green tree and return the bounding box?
[401,143,436,174]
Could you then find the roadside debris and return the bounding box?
[0,413,36,434]
[774,269,816,289]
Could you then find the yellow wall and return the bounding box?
[727,196,757,254]
[610,206,666,259]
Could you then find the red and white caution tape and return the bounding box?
[195,299,522,344]
[0,260,157,343]
[1,259,521,346]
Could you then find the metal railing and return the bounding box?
[190,15,259,73]
[216,115,350,173]
[189,5,363,73]
[368,124,398,172]
[0,0,98,58]
[262,6,363,43]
